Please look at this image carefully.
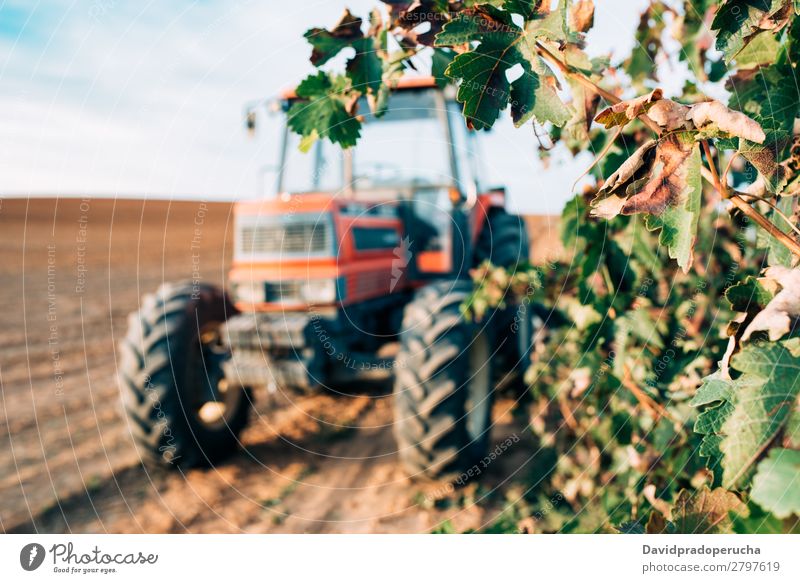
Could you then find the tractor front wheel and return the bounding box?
[118,282,250,468]
[393,281,494,481]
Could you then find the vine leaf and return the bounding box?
[592,133,702,272]
[691,339,800,489]
[711,0,792,63]
[305,10,383,96]
[525,0,570,43]
[435,5,528,129]
[688,100,766,143]
[726,276,777,312]
[670,487,747,534]
[595,89,663,129]
[595,89,766,143]
[305,9,363,66]
[435,4,569,130]
[381,0,451,46]
[523,58,571,128]
[742,266,800,342]
[569,0,595,33]
[286,73,362,150]
[750,448,800,518]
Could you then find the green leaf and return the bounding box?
[764,197,795,267]
[692,340,800,489]
[527,57,571,127]
[431,48,455,88]
[735,30,781,67]
[503,0,537,19]
[670,487,747,534]
[725,275,776,313]
[525,0,570,44]
[434,4,518,46]
[445,43,527,130]
[305,9,363,66]
[436,6,533,130]
[728,32,800,191]
[346,38,383,94]
[304,10,383,97]
[750,448,800,518]
[509,64,539,126]
[287,73,361,149]
[711,0,791,63]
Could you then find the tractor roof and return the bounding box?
[280,75,439,100]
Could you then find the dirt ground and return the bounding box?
[0,197,560,534]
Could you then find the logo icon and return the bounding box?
[20,543,46,571]
[390,236,412,292]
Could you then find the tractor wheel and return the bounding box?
[475,208,533,388]
[118,282,250,468]
[475,208,529,269]
[393,280,494,480]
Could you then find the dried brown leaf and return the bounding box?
[620,133,696,216]
[595,88,663,129]
[671,487,747,534]
[569,0,594,33]
[742,266,800,342]
[688,100,766,143]
[596,140,657,196]
[648,99,691,132]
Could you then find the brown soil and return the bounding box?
[0,197,555,534]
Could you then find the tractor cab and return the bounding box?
[228,77,503,312]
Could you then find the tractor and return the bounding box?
[118,76,533,481]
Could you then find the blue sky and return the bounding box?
[0,0,649,214]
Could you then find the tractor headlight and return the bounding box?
[232,280,265,304]
[300,278,337,304]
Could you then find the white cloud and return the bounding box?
[0,0,638,214]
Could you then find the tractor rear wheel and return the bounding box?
[118,282,250,468]
[393,281,494,480]
[475,208,529,268]
[475,208,533,388]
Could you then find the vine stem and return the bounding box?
[736,192,800,239]
[700,140,800,258]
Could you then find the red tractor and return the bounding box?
[119,77,532,480]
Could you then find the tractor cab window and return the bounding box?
[447,101,480,195]
[352,89,453,193]
[280,133,344,194]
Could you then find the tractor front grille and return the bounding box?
[264,280,303,302]
[237,217,333,257]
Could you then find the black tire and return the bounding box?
[475,208,529,269]
[393,281,495,480]
[118,282,250,468]
[475,208,532,387]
